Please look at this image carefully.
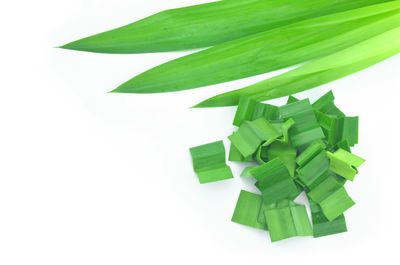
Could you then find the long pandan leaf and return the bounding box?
[60,0,393,54]
[195,26,400,107]
[111,1,400,93]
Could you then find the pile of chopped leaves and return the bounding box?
[189,91,365,242]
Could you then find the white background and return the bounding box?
[1,0,400,264]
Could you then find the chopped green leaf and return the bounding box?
[319,187,355,221]
[341,116,359,146]
[279,99,325,147]
[253,158,299,204]
[228,143,252,162]
[309,197,347,238]
[254,145,268,164]
[297,151,330,189]
[266,142,297,177]
[312,90,345,117]
[233,97,280,126]
[315,110,342,145]
[231,190,267,230]
[229,118,281,158]
[278,118,296,144]
[336,139,351,153]
[264,200,313,242]
[296,140,326,167]
[327,149,366,181]
[286,95,300,104]
[189,140,233,184]
[308,176,355,221]
[241,167,256,178]
[257,202,273,229]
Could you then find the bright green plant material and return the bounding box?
[296,140,326,167]
[257,202,271,228]
[297,151,330,189]
[233,97,280,127]
[336,139,351,152]
[333,173,348,186]
[279,99,325,147]
[227,91,363,241]
[253,119,294,165]
[264,200,313,242]
[341,117,359,146]
[113,1,400,93]
[250,158,287,181]
[61,0,394,54]
[315,111,341,145]
[287,95,300,104]
[253,158,299,204]
[228,143,252,162]
[279,118,296,144]
[315,110,359,146]
[254,145,268,164]
[189,140,233,184]
[308,176,355,221]
[241,167,256,178]
[312,90,345,117]
[265,142,297,177]
[229,118,281,158]
[309,197,347,238]
[231,190,267,230]
[320,113,341,144]
[327,149,366,181]
[196,25,400,107]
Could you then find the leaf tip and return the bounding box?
[57,42,76,51]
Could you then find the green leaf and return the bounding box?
[327,149,366,181]
[319,187,355,221]
[61,0,394,54]
[189,140,233,183]
[314,110,343,145]
[116,1,400,93]
[336,139,351,153]
[278,118,296,144]
[253,158,299,204]
[265,142,297,177]
[253,119,295,164]
[296,140,326,167]
[257,201,275,229]
[264,200,313,242]
[254,145,268,164]
[297,151,330,189]
[312,90,345,117]
[279,99,325,147]
[308,176,355,221]
[233,97,280,127]
[195,25,400,107]
[315,111,359,146]
[228,143,253,162]
[240,167,256,178]
[341,116,359,146]
[231,190,267,230]
[250,158,287,181]
[286,95,300,104]
[308,197,347,238]
[229,118,281,158]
